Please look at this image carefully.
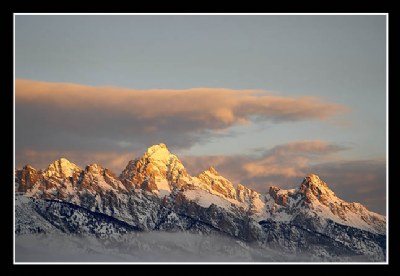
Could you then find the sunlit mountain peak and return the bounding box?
[43,158,81,178]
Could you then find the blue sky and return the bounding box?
[15,14,387,214]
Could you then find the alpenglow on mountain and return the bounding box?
[15,143,386,262]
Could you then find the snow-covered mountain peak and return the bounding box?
[298,174,337,203]
[144,143,171,162]
[119,144,188,193]
[43,158,81,178]
[197,167,237,200]
[80,163,127,192]
[140,143,187,177]
[303,174,327,188]
[263,174,387,235]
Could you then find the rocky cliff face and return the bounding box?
[15,143,387,261]
[120,143,189,194]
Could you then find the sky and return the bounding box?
[15,14,387,214]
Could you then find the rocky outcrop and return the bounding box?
[298,174,335,204]
[15,165,40,192]
[119,143,188,193]
[79,164,127,193]
[197,167,237,200]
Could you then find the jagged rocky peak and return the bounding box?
[302,174,328,187]
[120,143,188,192]
[268,186,296,206]
[236,183,263,206]
[80,163,126,192]
[298,173,337,204]
[142,143,186,174]
[199,166,220,177]
[119,160,136,188]
[84,164,118,180]
[22,164,36,171]
[206,166,219,176]
[84,163,103,174]
[268,186,280,199]
[144,143,170,161]
[84,163,117,179]
[236,184,249,202]
[43,158,81,178]
[16,164,40,192]
[197,166,237,200]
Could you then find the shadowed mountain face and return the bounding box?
[15,143,386,262]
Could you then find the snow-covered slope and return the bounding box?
[263,174,385,234]
[15,143,387,261]
[15,195,140,237]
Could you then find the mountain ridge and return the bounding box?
[15,143,387,261]
[16,143,385,231]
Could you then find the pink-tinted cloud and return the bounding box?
[182,140,345,182]
[16,80,346,154]
[242,140,347,178]
[16,80,344,124]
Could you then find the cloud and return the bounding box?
[17,232,347,262]
[16,79,345,155]
[181,141,386,215]
[182,140,346,181]
[242,140,347,178]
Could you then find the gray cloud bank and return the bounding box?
[15,232,368,263]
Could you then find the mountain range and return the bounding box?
[15,143,386,261]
